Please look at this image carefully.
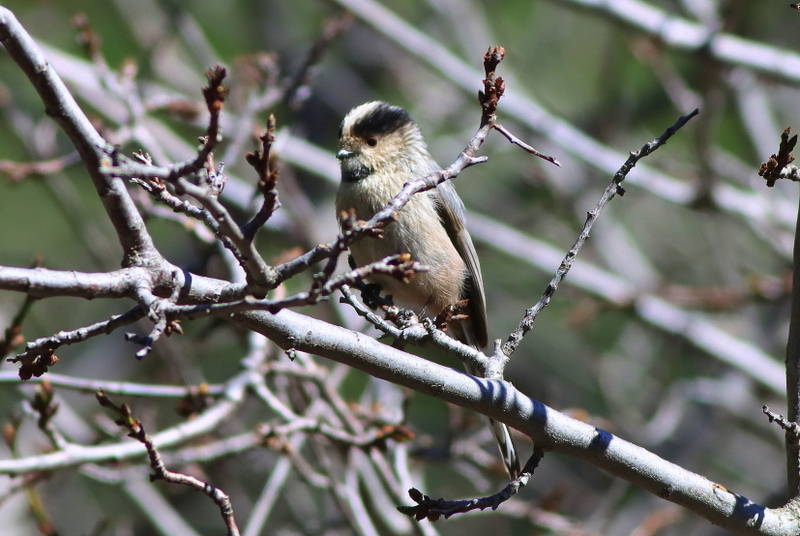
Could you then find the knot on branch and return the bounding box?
[10,348,59,380]
[202,66,228,115]
[433,299,471,332]
[759,127,797,187]
[763,405,800,442]
[479,46,505,116]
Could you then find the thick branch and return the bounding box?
[0,266,148,299]
[233,308,798,535]
[0,8,157,265]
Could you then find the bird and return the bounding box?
[335,101,521,479]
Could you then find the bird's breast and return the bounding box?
[336,177,466,314]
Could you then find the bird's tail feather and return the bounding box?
[455,319,522,480]
[490,418,521,479]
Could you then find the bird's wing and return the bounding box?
[436,181,519,479]
[434,180,488,348]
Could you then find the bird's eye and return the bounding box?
[366,136,378,147]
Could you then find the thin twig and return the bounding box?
[494,123,559,166]
[502,108,700,358]
[242,114,281,238]
[398,449,544,521]
[9,307,145,379]
[97,391,241,536]
[167,66,227,181]
[0,153,81,182]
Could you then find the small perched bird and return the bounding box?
[336,101,520,479]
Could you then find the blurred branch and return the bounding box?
[0,371,225,398]
[280,12,354,107]
[220,12,351,166]
[0,364,249,473]
[0,152,80,182]
[235,307,796,534]
[557,0,800,84]
[328,0,799,236]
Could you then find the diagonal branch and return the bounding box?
[97,392,240,536]
[501,108,700,358]
[233,306,798,535]
[0,7,157,265]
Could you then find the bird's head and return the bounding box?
[337,101,427,182]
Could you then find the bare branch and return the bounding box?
[97,391,241,536]
[235,307,797,534]
[398,449,543,520]
[167,66,227,181]
[242,114,281,238]
[9,306,144,379]
[493,123,560,166]
[502,108,700,358]
[0,153,80,182]
[0,7,157,263]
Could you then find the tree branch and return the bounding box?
[233,306,797,535]
[0,7,158,265]
[502,108,700,357]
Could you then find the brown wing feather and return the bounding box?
[433,181,488,348]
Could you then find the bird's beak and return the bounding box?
[337,149,355,161]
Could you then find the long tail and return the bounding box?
[490,418,521,479]
[456,321,521,479]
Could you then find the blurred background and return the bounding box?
[0,0,799,534]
